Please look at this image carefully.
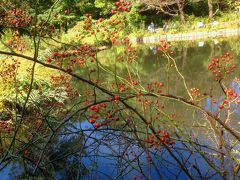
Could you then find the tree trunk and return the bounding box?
[218,0,227,11]
[208,0,213,19]
[176,0,185,23]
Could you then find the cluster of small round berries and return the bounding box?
[7,32,27,51]
[190,88,201,98]
[0,59,19,83]
[111,0,132,14]
[218,88,240,109]
[208,52,237,80]
[3,8,32,28]
[145,129,174,149]
[0,121,13,134]
[147,81,164,93]
[50,75,79,97]
[88,96,121,128]
[158,40,172,51]
[46,44,97,72]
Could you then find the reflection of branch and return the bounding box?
[165,52,193,101]
[157,109,223,174]
[145,92,240,141]
[121,100,194,180]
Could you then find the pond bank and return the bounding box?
[130,27,240,44]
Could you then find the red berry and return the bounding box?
[24,149,29,156]
[47,57,52,62]
[114,95,120,100]
[90,106,95,110]
[164,133,170,138]
[133,81,138,86]
[149,135,154,139]
[100,103,107,108]
[52,51,58,57]
[218,105,224,109]
[95,122,101,128]
[94,106,99,112]
[108,113,112,118]
[111,10,117,14]
[168,140,174,145]
[149,139,154,144]
[160,137,165,142]
[89,119,95,124]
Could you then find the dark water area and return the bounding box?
[65,121,223,180]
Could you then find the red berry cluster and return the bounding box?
[190,88,201,98]
[145,153,152,162]
[146,81,164,93]
[124,45,137,63]
[218,88,239,110]
[31,23,56,37]
[8,32,27,51]
[46,44,97,72]
[23,149,30,156]
[50,75,79,97]
[208,52,237,80]
[81,11,128,44]
[158,40,172,51]
[88,104,106,128]
[84,13,92,18]
[121,37,130,44]
[0,121,13,134]
[3,8,32,28]
[112,82,129,93]
[115,44,136,63]
[88,97,121,128]
[84,13,92,31]
[145,129,174,149]
[133,175,144,180]
[225,88,239,99]
[109,95,121,102]
[0,59,19,83]
[112,0,132,14]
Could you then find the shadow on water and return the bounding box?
[64,121,223,180]
[0,118,226,179]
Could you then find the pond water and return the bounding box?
[79,38,239,179]
[0,38,239,179]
